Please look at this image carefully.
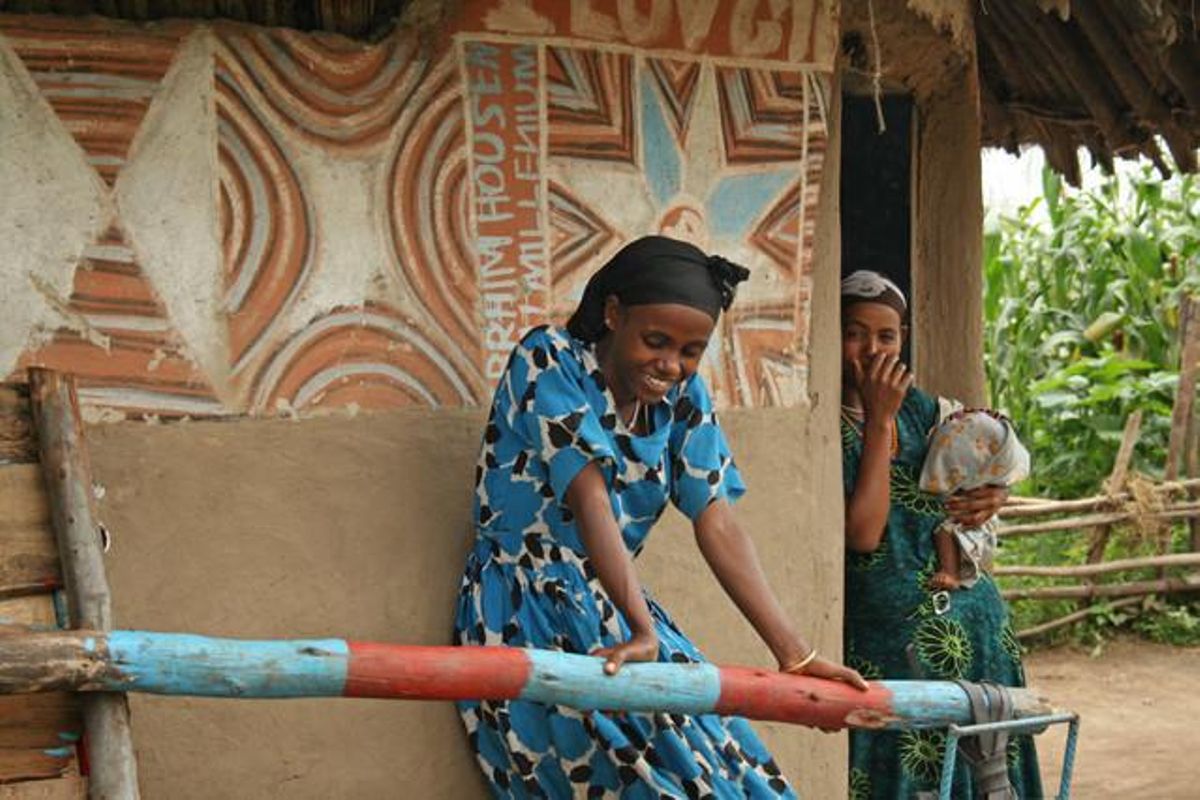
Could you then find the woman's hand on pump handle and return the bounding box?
[784,653,869,691]
[595,630,661,675]
[596,637,870,693]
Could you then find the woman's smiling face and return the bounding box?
[600,297,714,406]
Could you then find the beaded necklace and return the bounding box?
[840,403,899,457]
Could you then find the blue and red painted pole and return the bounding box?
[0,631,1049,731]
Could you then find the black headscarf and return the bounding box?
[566,235,750,342]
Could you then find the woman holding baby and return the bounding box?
[839,270,1043,799]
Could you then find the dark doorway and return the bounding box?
[840,92,914,299]
[840,91,914,361]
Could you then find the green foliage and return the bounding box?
[1132,600,1200,646]
[984,160,1199,644]
[984,163,1198,497]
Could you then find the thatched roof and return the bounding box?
[4,1,1197,183]
[977,0,1199,184]
[0,1,409,40]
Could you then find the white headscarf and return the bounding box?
[840,270,907,315]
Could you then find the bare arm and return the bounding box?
[845,354,912,553]
[565,462,658,674]
[695,500,867,688]
[844,416,894,553]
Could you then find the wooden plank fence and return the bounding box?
[0,382,86,795]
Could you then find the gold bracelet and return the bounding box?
[781,649,818,674]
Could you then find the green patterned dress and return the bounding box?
[842,388,1043,799]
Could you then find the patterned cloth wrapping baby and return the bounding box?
[919,409,1030,586]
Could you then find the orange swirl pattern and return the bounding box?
[0,11,830,414]
[214,25,430,152]
[15,227,221,417]
[249,303,481,413]
[646,57,702,147]
[0,15,182,186]
[385,55,482,385]
[215,52,316,378]
[720,300,805,409]
[547,180,618,311]
[799,72,827,284]
[750,182,802,278]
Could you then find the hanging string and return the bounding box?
[866,0,887,133]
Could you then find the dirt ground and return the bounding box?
[1024,638,1200,798]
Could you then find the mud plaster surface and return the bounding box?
[87,404,845,798]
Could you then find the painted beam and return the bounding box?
[0,630,1053,731]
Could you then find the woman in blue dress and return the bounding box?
[839,271,1042,798]
[454,235,867,798]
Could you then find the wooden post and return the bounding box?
[29,369,139,800]
[1080,411,1142,609]
[1166,296,1200,565]
[1180,296,1200,553]
[1189,398,1199,553]
[1166,297,1199,480]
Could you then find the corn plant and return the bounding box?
[984,163,1199,497]
[984,161,1200,643]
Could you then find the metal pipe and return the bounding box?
[936,713,1079,800]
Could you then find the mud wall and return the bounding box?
[842,0,985,403]
[0,1,857,796]
[88,403,847,797]
[0,0,837,417]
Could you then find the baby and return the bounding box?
[920,408,1030,590]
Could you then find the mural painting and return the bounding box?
[0,0,835,417]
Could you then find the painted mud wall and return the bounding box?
[841,0,985,404]
[86,139,848,792]
[0,1,836,417]
[0,1,856,796]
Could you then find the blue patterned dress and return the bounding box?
[455,325,796,799]
[842,388,1042,799]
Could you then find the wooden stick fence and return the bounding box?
[997,295,1200,639]
[1004,575,1200,601]
[998,503,1200,538]
[996,551,1200,578]
[997,472,1200,639]
[1013,596,1144,640]
[0,630,1053,734]
[997,478,1200,518]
